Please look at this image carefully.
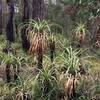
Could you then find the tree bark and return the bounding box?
[21,0,30,51]
[32,0,45,21]
[0,0,2,34]
[6,0,14,42]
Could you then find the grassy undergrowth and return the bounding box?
[0,34,100,100]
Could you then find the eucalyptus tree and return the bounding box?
[32,0,45,21]
[21,0,30,51]
[0,0,2,34]
[6,0,14,42]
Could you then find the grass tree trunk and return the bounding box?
[6,63,11,83]
[13,67,19,81]
[49,39,55,62]
[6,0,14,42]
[37,40,43,69]
[32,0,45,69]
[0,0,2,34]
[21,0,30,51]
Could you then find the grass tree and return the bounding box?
[34,67,60,100]
[27,20,50,69]
[61,47,80,75]
[2,53,14,83]
[31,0,45,69]
[1,51,30,82]
[14,74,39,100]
[73,22,89,46]
[55,46,80,99]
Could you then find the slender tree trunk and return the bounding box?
[21,0,30,51]
[0,0,2,34]
[32,0,45,69]
[6,0,14,42]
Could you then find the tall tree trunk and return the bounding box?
[0,0,2,34]
[32,0,45,21]
[6,0,14,42]
[32,0,45,69]
[21,0,30,51]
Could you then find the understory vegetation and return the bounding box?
[0,33,100,100]
[0,0,100,100]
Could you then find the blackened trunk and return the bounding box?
[49,40,55,62]
[0,0,2,34]
[32,0,45,21]
[16,94,30,100]
[43,80,50,95]
[13,67,19,81]
[6,63,11,83]
[21,0,30,51]
[6,0,14,42]
[72,78,76,99]
[37,40,43,69]
[23,94,30,100]
[37,53,43,69]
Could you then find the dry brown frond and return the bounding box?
[28,31,48,54]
